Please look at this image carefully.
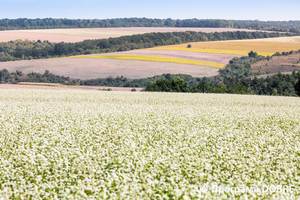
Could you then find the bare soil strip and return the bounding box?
[0,57,219,79]
[96,50,239,64]
[0,84,143,91]
[0,27,272,43]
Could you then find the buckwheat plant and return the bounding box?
[0,90,299,199]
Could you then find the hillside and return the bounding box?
[0,27,271,43]
[252,51,300,74]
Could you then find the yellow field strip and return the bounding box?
[72,55,225,68]
[149,47,275,57]
[243,36,300,43]
[17,82,81,88]
[17,82,62,86]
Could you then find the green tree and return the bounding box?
[145,78,189,92]
[248,51,258,58]
[295,80,300,96]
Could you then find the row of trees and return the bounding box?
[0,69,73,84]
[0,18,300,32]
[0,31,294,62]
[0,70,197,88]
[146,71,300,96]
[1,68,299,97]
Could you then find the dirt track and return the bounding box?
[0,57,220,79]
[0,27,271,43]
[0,84,143,91]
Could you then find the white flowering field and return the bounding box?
[0,90,300,199]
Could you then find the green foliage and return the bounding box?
[147,71,300,97]
[272,49,300,57]
[145,78,189,92]
[0,69,75,84]
[295,80,300,96]
[1,18,300,32]
[219,53,265,78]
[0,31,293,62]
[248,51,258,58]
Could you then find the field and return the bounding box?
[73,55,225,68]
[151,40,300,56]
[252,52,300,74]
[0,90,300,198]
[0,84,143,91]
[242,36,300,43]
[0,57,220,79]
[0,27,261,43]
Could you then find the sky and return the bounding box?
[0,0,299,21]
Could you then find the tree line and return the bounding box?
[146,71,300,97]
[0,69,196,88]
[0,18,300,32]
[0,31,294,62]
[1,66,300,97]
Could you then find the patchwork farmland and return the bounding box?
[2,36,300,79]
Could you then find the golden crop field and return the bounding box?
[17,82,62,87]
[243,36,300,43]
[73,55,225,68]
[151,41,300,56]
[148,47,272,56]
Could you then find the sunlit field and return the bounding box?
[243,36,300,43]
[72,55,225,68]
[151,41,300,56]
[149,46,273,57]
[0,90,300,199]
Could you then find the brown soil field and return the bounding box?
[252,53,300,74]
[0,27,271,43]
[97,50,239,64]
[0,84,143,91]
[0,57,219,79]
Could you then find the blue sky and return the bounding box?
[0,0,299,21]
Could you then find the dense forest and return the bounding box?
[146,71,300,96]
[0,18,300,32]
[0,31,294,62]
